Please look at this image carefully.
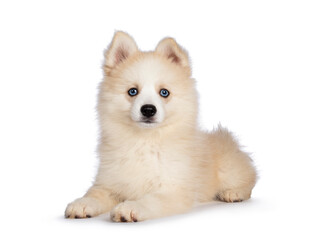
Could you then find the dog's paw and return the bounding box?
[216,190,249,203]
[110,201,145,222]
[65,197,103,219]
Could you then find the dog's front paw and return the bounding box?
[110,201,145,222]
[65,197,104,219]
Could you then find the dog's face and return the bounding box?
[99,32,197,130]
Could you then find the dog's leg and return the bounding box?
[110,188,193,222]
[65,186,118,218]
[215,148,257,202]
[207,126,257,203]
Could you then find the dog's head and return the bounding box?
[99,31,197,130]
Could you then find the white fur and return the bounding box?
[65,32,257,222]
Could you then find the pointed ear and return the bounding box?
[155,37,190,69]
[104,31,138,71]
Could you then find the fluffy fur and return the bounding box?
[65,31,257,222]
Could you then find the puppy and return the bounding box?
[65,32,257,222]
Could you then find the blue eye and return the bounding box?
[128,88,138,96]
[160,89,170,98]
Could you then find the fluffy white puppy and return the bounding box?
[65,32,257,222]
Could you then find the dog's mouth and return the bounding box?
[140,116,156,123]
[141,119,154,124]
[138,118,158,127]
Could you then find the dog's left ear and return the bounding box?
[155,38,190,71]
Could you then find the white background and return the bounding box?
[0,0,319,239]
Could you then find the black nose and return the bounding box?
[140,104,157,118]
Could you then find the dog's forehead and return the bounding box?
[123,54,177,85]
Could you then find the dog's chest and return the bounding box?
[105,140,166,199]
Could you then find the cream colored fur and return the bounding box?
[65,31,257,222]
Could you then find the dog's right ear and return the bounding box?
[104,31,138,73]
